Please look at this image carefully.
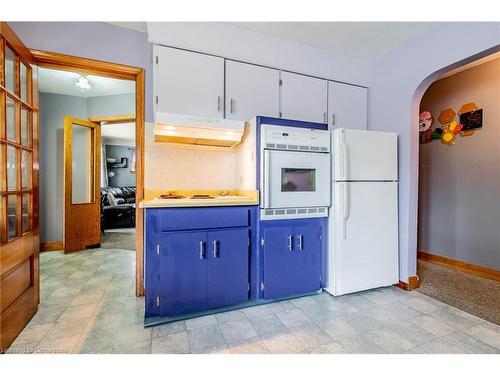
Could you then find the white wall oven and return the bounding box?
[260,124,331,220]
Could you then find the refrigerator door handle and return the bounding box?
[341,182,349,240]
[342,133,348,181]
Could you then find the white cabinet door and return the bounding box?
[328,81,367,130]
[225,61,279,121]
[280,71,328,124]
[155,46,224,118]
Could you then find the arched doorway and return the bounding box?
[413,52,500,324]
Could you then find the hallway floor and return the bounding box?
[417,259,500,325]
[7,250,500,354]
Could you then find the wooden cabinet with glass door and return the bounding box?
[0,22,39,352]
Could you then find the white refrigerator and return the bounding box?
[325,128,399,296]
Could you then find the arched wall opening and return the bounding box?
[408,46,500,286]
[413,50,500,280]
[368,22,499,288]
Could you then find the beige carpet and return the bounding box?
[417,259,500,325]
[101,231,136,251]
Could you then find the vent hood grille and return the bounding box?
[154,112,245,147]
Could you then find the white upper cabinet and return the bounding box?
[328,81,368,130]
[279,71,328,124]
[225,61,280,121]
[155,46,225,119]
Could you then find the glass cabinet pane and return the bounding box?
[20,63,28,101]
[7,194,17,240]
[71,124,94,204]
[21,150,30,189]
[7,146,18,190]
[22,193,31,233]
[5,46,16,93]
[21,108,29,145]
[7,96,16,141]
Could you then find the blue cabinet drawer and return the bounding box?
[158,206,250,231]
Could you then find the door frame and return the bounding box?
[31,50,146,296]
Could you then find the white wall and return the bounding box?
[144,122,256,192]
[147,22,371,86]
[368,22,500,282]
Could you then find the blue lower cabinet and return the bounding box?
[207,229,249,309]
[156,225,251,317]
[159,231,208,316]
[292,225,322,295]
[262,227,294,299]
[262,220,323,299]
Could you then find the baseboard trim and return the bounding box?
[40,241,63,251]
[418,250,500,282]
[395,275,420,291]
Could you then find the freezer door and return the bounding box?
[333,128,398,181]
[328,181,398,296]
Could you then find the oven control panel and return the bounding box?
[261,124,330,152]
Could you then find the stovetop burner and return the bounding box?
[159,194,185,199]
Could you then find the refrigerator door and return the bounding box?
[333,128,398,181]
[326,181,398,296]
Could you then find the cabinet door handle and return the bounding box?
[230,98,234,113]
[323,112,327,124]
[217,96,221,112]
[212,240,219,258]
[297,234,303,251]
[287,234,293,251]
[199,241,206,259]
[331,113,336,126]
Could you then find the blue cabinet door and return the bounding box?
[207,229,249,309]
[263,227,294,299]
[159,231,208,316]
[292,225,322,295]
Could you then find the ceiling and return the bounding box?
[109,21,438,62]
[38,68,135,98]
[227,22,438,61]
[101,122,136,146]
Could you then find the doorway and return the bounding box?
[416,52,500,324]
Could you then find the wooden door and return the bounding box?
[225,60,280,121]
[154,45,224,119]
[63,117,101,253]
[328,81,367,130]
[0,22,39,351]
[279,71,328,124]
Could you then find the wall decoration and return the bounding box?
[459,108,483,131]
[459,102,478,114]
[438,108,456,125]
[419,111,434,144]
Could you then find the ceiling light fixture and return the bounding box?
[75,74,91,90]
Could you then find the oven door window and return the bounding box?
[281,168,316,192]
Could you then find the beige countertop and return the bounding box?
[139,195,259,208]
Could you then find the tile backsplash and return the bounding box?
[145,122,256,191]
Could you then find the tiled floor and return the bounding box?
[7,249,500,354]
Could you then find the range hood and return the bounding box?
[154,112,245,147]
